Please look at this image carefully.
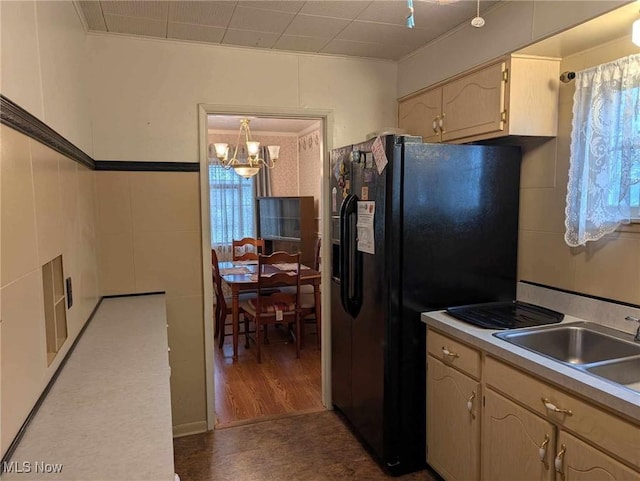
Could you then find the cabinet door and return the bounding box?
[441,61,506,142]
[427,355,480,481]
[555,431,639,481]
[398,87,442,143]
[483,389,555,481]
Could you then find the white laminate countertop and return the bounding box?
[4,295,175,481]
[422,310,640,423]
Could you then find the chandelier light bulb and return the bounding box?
[246,140,260,158]
[214,143,229,161]
[267,145,280,161]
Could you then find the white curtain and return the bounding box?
[565,54,640,246]
[209,159,256,261]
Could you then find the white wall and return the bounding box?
[86,34,398,161]
[0,0,93,155]
[85,34,397,433]
[397,0,627,97]
[0,0,98,457]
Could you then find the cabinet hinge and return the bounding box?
[501,109,508,123]
[502,68,509,83]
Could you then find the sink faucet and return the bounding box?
[626,316,640,342]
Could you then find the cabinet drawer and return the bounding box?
[427,329,480,379]
[485,356,640,469]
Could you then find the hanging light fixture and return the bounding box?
[471,0,485,28]
[212,118,280,179]
[633,11,640,47]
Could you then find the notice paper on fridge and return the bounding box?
[357,201,375,254]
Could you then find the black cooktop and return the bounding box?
[446,301,564,330]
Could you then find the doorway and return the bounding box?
[198,105,333,430]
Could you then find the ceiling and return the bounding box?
[76,0,500,61]
[208,114,320,133]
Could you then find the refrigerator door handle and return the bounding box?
[340,194,363,317]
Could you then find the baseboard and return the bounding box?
[172,421,208,438]
[102,291,166,299]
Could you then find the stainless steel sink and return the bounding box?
[587,357,640,390]
[495,322,640,365]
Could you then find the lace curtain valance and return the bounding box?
[565,53,640,246]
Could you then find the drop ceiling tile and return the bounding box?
[222,28,280,49]
[320,38,405,60]
[167,1,236,27]
[168,22,226,43]
[356,0,498,30]
[299,1,372,20]
[104,14,168,38]
[241,1,305,14]
[229,5,295,33]
[409,7,472,35]
[101,1,169,20]
[357,0,443,26]
[273,34,329,53]
[338,21,432,50]
[79,1,107,31]
[284,14,350,38]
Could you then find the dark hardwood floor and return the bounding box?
[214,322,323,427]
[174,411,441,481]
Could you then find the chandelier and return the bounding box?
[212,118,280,179]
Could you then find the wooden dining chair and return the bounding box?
[232,237,265,261]
[280,237,321,349]
[239,252,302,363]
[212,249,256,349]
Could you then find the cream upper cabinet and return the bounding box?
[397,55,560,144]
[441,61,507,142]
[398,87,442,143]
[427,352,480,480]
[483,389,554,481]
[555,431,639,481]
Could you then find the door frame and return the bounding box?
[198,104,334,430]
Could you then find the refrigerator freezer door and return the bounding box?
[339,193,363,318]
[347,137,392,469]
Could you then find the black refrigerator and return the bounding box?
[330,135,520,476]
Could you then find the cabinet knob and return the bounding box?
[538,434,550,466]
[442,347,459,359]
[542,397,572,416]
[466,391,476,419]
[438,113,445,134]
[554,444,566,479]
[432,116,440,133]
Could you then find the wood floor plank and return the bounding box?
[214,324,323,426]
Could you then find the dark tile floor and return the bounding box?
[174,411,441,481]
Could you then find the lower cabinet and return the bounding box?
[483,389,554,481]
[555,431,639,481]
[426,327,640,481]
[427,356,480,481]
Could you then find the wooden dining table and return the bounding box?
[218,261,322,360]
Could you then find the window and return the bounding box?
[209,164,255,257]
[565,54,640,247]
